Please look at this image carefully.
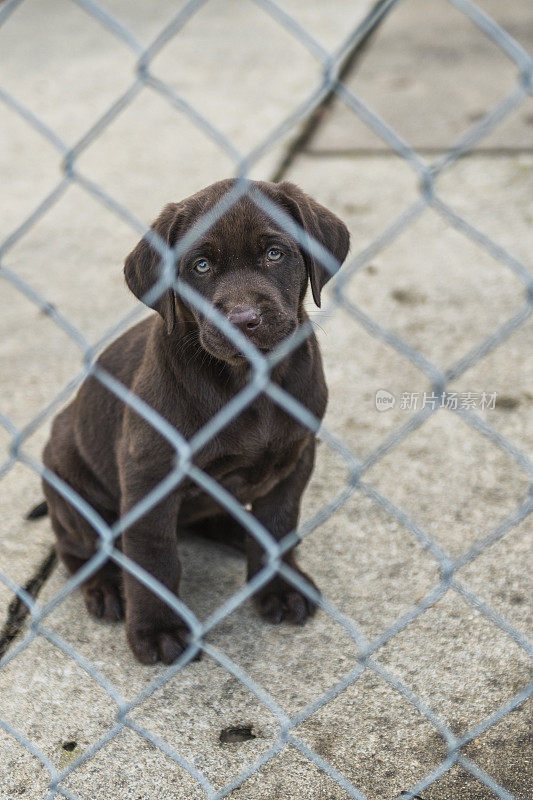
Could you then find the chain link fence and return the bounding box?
[0,0,532,798]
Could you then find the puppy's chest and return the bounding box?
[208,437,303,492]
[181,405,306,512]
[221,400,286,447]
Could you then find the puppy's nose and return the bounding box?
[227,306,262,332]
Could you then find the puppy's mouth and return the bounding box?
[199,322,296,365]
[201,339,273,365]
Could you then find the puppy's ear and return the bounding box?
[277,181,350,307]
[124,203,184,334]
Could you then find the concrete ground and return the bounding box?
[0,1,532,799]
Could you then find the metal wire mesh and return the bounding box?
[0,0,532,798]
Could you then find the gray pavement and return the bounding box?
[310,0,533,153]
[1,1,532,799]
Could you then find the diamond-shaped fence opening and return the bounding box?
[1,0,532,799]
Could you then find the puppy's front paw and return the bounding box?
[127,620,198,665]
[255,572,319,625]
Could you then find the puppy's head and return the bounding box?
[124,180,350,363]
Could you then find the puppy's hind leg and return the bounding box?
[50,513,124,623]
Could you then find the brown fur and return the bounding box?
[42,179,350,664]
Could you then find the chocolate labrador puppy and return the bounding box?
[40,179,350,664]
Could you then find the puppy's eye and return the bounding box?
[194,259,210,274]
[267,248,283,262]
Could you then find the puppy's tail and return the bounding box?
[26,500,48,520]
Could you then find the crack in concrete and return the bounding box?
[271,0,399,182]
[0,547,57,659]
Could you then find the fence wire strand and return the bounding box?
[0,0,532,798]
